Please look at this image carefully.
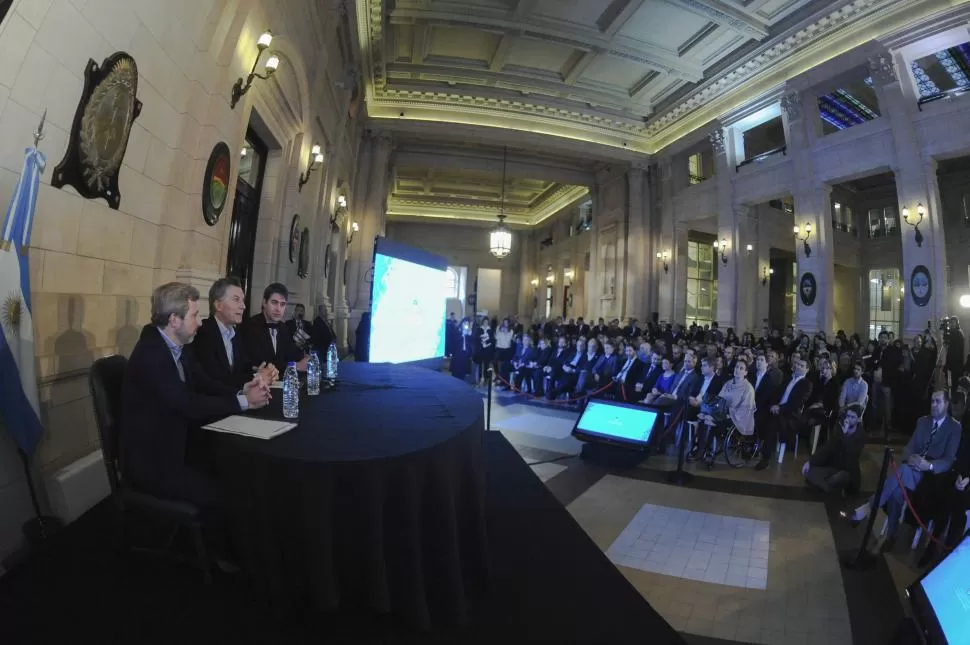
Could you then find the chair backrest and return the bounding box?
[88,355,128,492]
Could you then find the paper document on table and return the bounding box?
[203,415,296,440]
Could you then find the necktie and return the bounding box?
[175,353,186,383]
[269,327,278,353]
[921,420,941,456]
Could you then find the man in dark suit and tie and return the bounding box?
[686,357,724,422]
[510,335,539,391]
[751,351,783,436]
[531,337,554,395]
[756,355,813,470]
[550,337,589,399]
[589,340,619,391]
[576,317,592,339]
[120,282,271,509]
[240,283,307,374]
[193,277,278,390]
[612,344,644,402]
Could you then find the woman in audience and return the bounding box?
[806,359,841,445]
[643,357,677,404]
[697,357,756,470]
[494,318,515,381]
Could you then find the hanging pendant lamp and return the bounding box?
[489,147,512,259]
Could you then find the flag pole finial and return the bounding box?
[33,109,47,149]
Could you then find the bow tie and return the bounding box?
[265,322,281,330]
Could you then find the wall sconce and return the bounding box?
[656,250,670,274]
[762,266,774,286]
[240,147,247,157]
[745,243,753,256]
[901,202,926,247]
[564,268,575,281]
[298,144,324,192]
[960,294,970,309]
[347,221,359,246]
[713,238,728,265]
[330,194,348,232]
[794,223,812,257]
[546,273,555,284]
[530,277,540,287]
[230,31,279,109]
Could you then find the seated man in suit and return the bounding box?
[530,337,553,395]
[510,334,538,391]
[588,340,619,392]
[756,356,813,470]
[240,283,307,374]
[310,305,336,353]
[803,404,866,495]
[686,357,723,422]
[635,352,664,398]
[645,352,699,408]
[849,391,962,551]
[120,282,271,509]
[285,304,312,353]
[611,344,644,402]
[193,277,278,390]
[751,352,783,443]
[549,337,589,400]
[540,337,570,398]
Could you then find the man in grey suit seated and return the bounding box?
[848,390,962,550]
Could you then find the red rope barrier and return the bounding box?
[492,371,614,404]
[890,457,953,553]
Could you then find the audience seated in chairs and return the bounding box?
[574,338,603,395]
[849,391,961,551]
[509,335,538,392]
[803,404,866,495]
[612,344,645,402]
[644,352,698,408]
[548,337,588,400]
[805,359,841,447]
[696,358,755,470]
[838,361,869,415]
[588,340,619,393]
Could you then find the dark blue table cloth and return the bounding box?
[215,362,489,629]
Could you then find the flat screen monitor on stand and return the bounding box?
[906,531,970,645]
[571,399,666,468]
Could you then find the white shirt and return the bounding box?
[697,375,713,400]
[755,369,766,391]
[779,375,804,405]
[216,318,235,368]
[617,357,634,381]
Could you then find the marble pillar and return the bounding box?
[624,164,649,321]
[657,160,676,323]
[869,53,948,335]
[712,127,739,329]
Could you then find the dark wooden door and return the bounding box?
[225,128,267,312]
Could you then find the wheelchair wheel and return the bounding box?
[724,427,760,468]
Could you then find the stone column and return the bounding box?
[347,131,393,336]
[624,163,649,321]
[672,224,689,325]
[869,53,948,334]
[657,159,676,323]
[712,127,739,329]
[784,89,834,333]
[313,144,338,317]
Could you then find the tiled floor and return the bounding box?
[607,505,770,589]
[481,386,927,645]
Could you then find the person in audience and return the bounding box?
[634,350,663,398]
[451,317,475,381]
[752,351,783,436]
[697,358,755,470]
[647,352,699,408]
[494,318,515,380]
[445,312,459,357]
[803,404,865,495]
[121,282,270,510]
[590,340,619,389]
[310,305,336,353]
[916,388,970,567]
[240,283,307,373]
[642,356,676,404]
[574,338,602,394]
[848,390,961,551]
[509,334,538,391]
[756,356,812,470]
[623,318,642,338]
[805,358,841,445]
[839,361,869,413]
[541,336,570,397]
[549,337,588,400]
[531,337,554,395]
[612,344,643,402]
[686,357,723,422]
[576,317,591,339]
[193,277,277,390]
[285,303,312,353]
[473,316,495,385]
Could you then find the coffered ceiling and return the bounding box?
[355,0,935,153]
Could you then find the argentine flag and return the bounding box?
[0,147,45,457]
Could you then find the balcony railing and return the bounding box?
[917,86,970,110]
[735,145,787,172]
[868,227,899,239]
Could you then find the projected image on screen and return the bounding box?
[575,401,659,446]
[369,252,447,363]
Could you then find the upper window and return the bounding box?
[688,152,712,185]
[817,76,881,134]
[741,117,785,161]
[868,206,899,239]
[911,42,970,99]
[238,139,262,188]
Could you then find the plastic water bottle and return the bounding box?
[282,362,300,419]
[307,351,321,395]
[326,342,339,382]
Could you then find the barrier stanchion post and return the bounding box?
[844,446,893,570]
[486,368,493,432]
[667,404,694,486]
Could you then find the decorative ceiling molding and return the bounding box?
[387,185,589,226]
[356,0,934,155]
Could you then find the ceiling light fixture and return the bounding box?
[489,146,512,259]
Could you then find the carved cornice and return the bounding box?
[708,129,725,155]
[868,54,898,85]
[386,185,589,226]
[358,0,917,153]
